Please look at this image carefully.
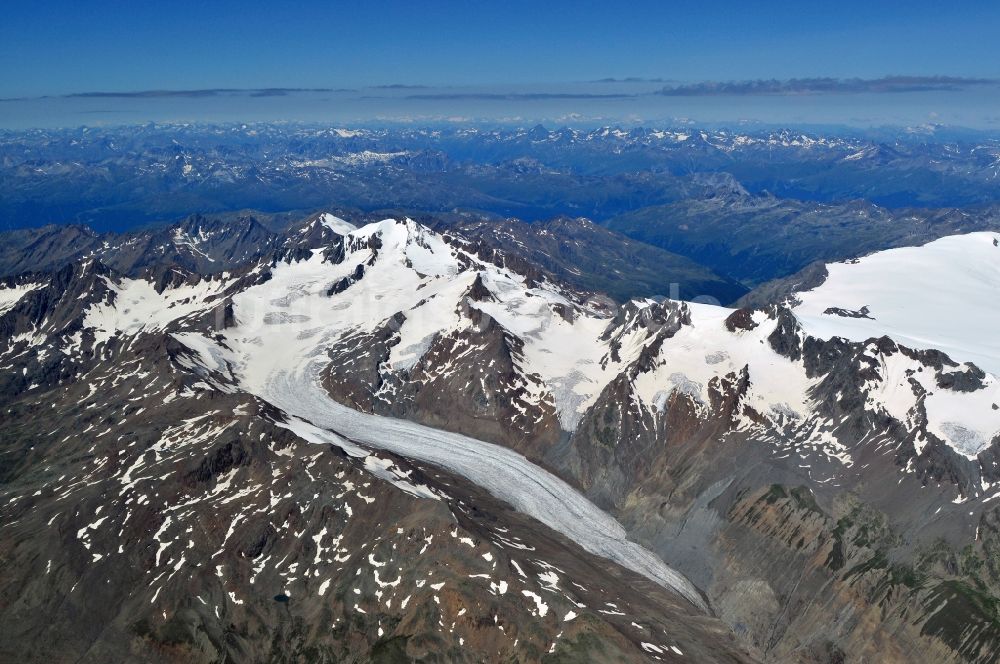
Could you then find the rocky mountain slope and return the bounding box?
[422,215,748,304]
[3,214,999,662]
[604,188,1000,286]
[0,218,754,662]
[0,214,280,278]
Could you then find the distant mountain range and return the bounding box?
[3,124,1000,235]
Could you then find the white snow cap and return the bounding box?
[791,231,1000,376]
[318,213,358,235]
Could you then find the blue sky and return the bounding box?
[2,0,999,96]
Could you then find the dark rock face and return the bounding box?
[0,224,104,277]
[402,314,561,458]
[0,215,282,279]
[601,299,690,366]
[822,304,874,319]
[734,262,829,309]
[938,365,988,393]
[724,308,758,332]
[276,214,349,264]
[559,371,660,510]
[322,313,406,413]
[327,263,365,296]
[467,273,495,302]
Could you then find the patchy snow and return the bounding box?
[172,228,216,262]
[472,275,627,430]
[859,343,1000,457]
[521,590,549,617]
[292,151,410,169]
[361,455,439,501]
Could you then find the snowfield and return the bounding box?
[317,213,358,236]
[85,273,231,346]
[792,231,1000,376]
[791,231,1000,457]
[632,304,818,422]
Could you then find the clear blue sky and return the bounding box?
[2,0,998,96]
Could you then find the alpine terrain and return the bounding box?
[2,208,1000,663]
[7,0,1000,659]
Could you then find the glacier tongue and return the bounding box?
[259,361,708,610]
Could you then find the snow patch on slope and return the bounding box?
[633,305,816,420]
[318,213,357,236]
[84,275,228,346]
[0,282,44,315]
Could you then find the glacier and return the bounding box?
[260,362,709,610]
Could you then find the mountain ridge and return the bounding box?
[3,214,1000,662]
